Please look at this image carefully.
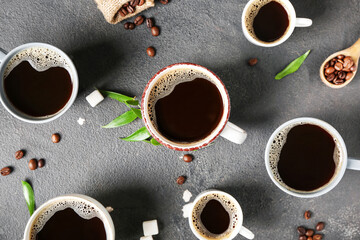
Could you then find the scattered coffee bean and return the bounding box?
[0,167,11,176]
[160,0,169,4]
[297,226,306,235]
[305,229,314,237]
[134,15,145,25]
[307,237,313,240]
[139,0,145,6]
[315,222,324,231]
[146,47,156,57]
[52,133,61,143]
[151,26,160,36]
[299,236,307,240]
[248,58,258,66]
[128,22,136,30]
[313,234,323,240]
[304,210,311,220]
[183,154,193,163]
[15,150,24,160]
[177,176,186,185]
[28,159,38,171]
[38,159,45,168]
[146,18,154,28]
[324,55,356,85]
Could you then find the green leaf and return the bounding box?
[21,181,35,216]
[125,100,140,106]
[275,50,311,80]
[121,127,151,142]
[102,110,137,128]
[100,90,135,103]
[150,138,161,146]
[130,108,142,119]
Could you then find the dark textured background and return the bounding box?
[0,0,360,239]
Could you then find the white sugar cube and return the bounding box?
[143,220,159,236]
[182,203,193,218]
[182,190,192,202]
[86,90,104,107]
[140,236,153,240]
[77,117,85,125]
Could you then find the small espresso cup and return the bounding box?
[23,194,115,240]
[241,0,312,47]
[0,42,78,123]
[265,117,360,198]
[184,190,254,240]
[141,63,247,151]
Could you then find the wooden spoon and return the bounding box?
[320,38,360,89]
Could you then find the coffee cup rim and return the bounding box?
[188,190,244,240]
[241,0,297,47]
[264,117,348,198]
[23,194,115,240]
[141,62,230,151]
[0,42,78,124]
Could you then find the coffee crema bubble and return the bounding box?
[4,47,70,78]
[29,199,103,240]
[268,122,343,192]
[244,0,290,43]
[147,68,214,131]
[192,193,239,239]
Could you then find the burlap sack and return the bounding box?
[95,0,155,24]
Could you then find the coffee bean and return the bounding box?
[297,227,306,235]
[151,26,160,36]
[307,237,313,240]
[146,18,154,28]
[127,5,135,13]
[15,150,24,159]
[128,22,135,30]
[313,234,323,240]
[345,72,353,80]
[124,22,131,29]
[334,62,343,71]
[343,57,354,69]
[338,71,346,80]
[146,47,156,57]
[334,78,344,85]
[123,3,129,7]
[0,167,11,176]
[177,176,186,185]
[52,133,61,143]
[119,8,126,17]
[304,210,311,220]
[299,236,307,240]
[160,0,169,4]
[248,58,258,66]
[130,0,140,7]
[38,159,45,168]
[337,54,345,60]
[28,159,38,170]
[324,62,329,69]
[139,0,145,6]
[330,59,336,66]
[134,15,145,25]
[325,67,335,75]
[350,65,356,72]
[326,73,335,82]
[183,154,193,163]
[305,229,314,237]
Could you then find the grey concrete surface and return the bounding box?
[0,0,360,239]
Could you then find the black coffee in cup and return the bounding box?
[30,200,107,240]
[270,124,339,191]
[3,47,73,117]
[244,0,290,43]
[149,69,224,143]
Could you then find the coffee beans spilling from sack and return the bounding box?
[324,55,356,85]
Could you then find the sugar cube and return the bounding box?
[86,90,104,107]
[143,219,159,236]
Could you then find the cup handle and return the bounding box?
[347,158,360,170]
[220,122,247,144]
[295,18,313,27]
[239,226,255,239]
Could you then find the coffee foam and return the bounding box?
[269,122,343,192]
[29,199,103,240]
[244,0,290,43]
[192,193,239,239]
[147,68,214,133]
[4,47,70,79]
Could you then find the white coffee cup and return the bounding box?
[141,63,247,151]
[184,190,254,240]
[265,117,360,198]
[23,194,115,240]
[0,42,78,123]
[241,0,312,47]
